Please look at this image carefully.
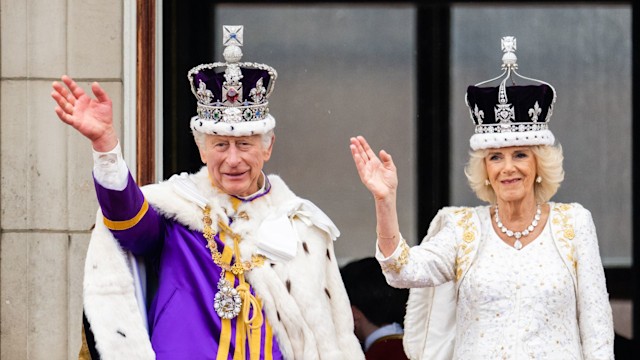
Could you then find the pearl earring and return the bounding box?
[536,176,542,183]
[485,179,490,186]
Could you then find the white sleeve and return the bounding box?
[574,207,615,359]
[92,141,130,191]
[375,211,458,289]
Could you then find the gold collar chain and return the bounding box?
[202,205,265,276]
[203,205,266,325]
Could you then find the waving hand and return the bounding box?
[51,75,117,152]
[349,136,398,201]
[350,135,401,255]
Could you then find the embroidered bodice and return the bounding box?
[376,203,614,360]
[456,218,581,359]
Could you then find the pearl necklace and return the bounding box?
[494,204,541,250]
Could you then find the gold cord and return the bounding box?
[203,206,266,275]
[202,205,265,344]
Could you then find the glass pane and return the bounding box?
[450,5,632,266]
[214,5,417,262]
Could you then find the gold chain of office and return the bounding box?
[202,205,265,276]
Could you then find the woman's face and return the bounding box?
[484,146,537,204]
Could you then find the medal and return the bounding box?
[202,205,264,321]
[214,274,242,319]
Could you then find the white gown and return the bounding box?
[456,223,581,359]
[376,204,614,360]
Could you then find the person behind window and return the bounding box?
[340,257,410,360]
[52,25,363,360]
[349,36,614,360]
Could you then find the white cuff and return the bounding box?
[374,233,405,261]
[92,141,129,191]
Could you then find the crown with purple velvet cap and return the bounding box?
[465,36,557,150]
[187,25,278,136]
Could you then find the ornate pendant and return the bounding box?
[495,204,542,251]
[513,239,523,250]
[214,276,242,319]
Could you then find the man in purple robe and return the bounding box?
[52,25,364,360]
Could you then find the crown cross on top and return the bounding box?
[223,25,244,47]
[187,25,278,136]
[501,36,518,71]
[221,26,245,106]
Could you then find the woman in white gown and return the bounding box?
[349,37,614,360]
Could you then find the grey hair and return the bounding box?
[464,144,564,204]
[192,129,275,150]
[261,129,275,148]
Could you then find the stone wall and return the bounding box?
[1,0,124,358]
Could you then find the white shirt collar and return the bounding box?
[235,171,269,201]
[364,322,404,351]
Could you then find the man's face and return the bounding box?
[199,134,273,197]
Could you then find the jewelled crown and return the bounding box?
[188,25,278,136]
[465,36,557,150]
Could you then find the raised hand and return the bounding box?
[349,136,398,201]
[51,75,117,152]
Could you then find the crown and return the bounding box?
[187,25,278,136]
[465,36,557,150]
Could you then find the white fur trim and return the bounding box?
[84,168,363,359]
[190,114,276,136]
[469,129,555,150]
[83,211,155,360]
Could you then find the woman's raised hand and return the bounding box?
[51,75,117,152]
[350,136,398,201]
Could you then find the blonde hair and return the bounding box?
[464,144,564,204]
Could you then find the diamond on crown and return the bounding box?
[188,25,278,125]
[475,122,548,134]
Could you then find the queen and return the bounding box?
[350,36,614,360]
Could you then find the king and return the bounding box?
[52,25,364,360]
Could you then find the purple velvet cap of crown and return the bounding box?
[188,62,277,136]
[467,84,554,126]
[187,25,278,137]
[467,84,556,150]
[192,67,273,105]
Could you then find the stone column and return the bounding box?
[1,0,124,358]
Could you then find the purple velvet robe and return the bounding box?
[94,174,283,360]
